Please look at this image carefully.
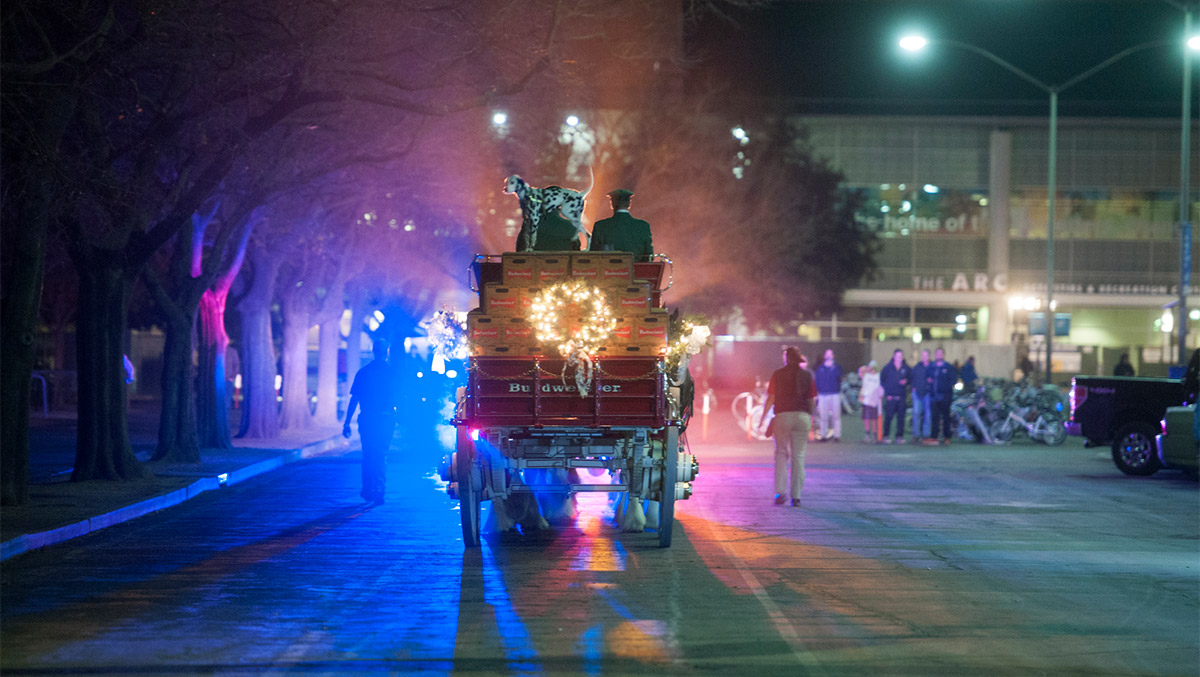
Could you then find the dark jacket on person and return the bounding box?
[767,364,815,414]
[960,360,977,390]
[911,361,932,397]
[929,360,959,402]
[814,361,842,395]
[589,211,653,257]
[1113,361,1135,377]
[880,360,910,398]
[517,210,581,252]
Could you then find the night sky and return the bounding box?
[687,0,1195,118]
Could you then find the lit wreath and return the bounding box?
[527,280,616,396]
[426,308,468,370]
[665,319,711,385]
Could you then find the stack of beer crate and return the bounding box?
[468,252,668,357]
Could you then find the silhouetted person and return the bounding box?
[589,188,652,258]
[343,340,398,504]
[1113,353,1135,377]
[960,356,978,391]
[517,208,581,252]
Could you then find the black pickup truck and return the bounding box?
[1069,354,1199,475]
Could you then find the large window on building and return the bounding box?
[854,184,989,239]
[1009,189,1183,240]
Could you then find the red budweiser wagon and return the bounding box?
[439,252,698,547]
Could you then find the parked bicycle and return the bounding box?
[840,371,862,414]
[731,379,771,441]
[989,382,1067,446]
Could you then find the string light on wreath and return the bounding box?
[665,320,712,385]
[426,308,468,373]
[528,280,616,396]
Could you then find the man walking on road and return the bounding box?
[343,340,399,504]
[910,349,932,443]
[814,349,843,441]
[929,347,959,445]
[761,347,816,507]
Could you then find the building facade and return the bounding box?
[796,114,1198,377]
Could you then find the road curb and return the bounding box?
[1,435,352,562]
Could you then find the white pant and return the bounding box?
[816,394,842,439]
[773,411,811,498]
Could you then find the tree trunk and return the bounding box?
[196,289,233,449]
[0,194,47,505]
[72,259,145,481]
[1,88,76,505]
[314,317,341,426]
[236,250,281,439]
[278,289,313,430]
[152,305,201,462]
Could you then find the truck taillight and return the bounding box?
[1070,379,1086,421]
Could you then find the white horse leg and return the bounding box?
[621,496,647,532]
[644,500,660,530]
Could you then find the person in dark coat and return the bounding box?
[1113,353,1135,377]
[928,347,959,445]
[589,188,653,258]
[879,349,910,444]
[960,356,978,392]
[343,339,399,504]
[910,349,932,443]
[517,208,582,251]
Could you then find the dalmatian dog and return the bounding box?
[503,169,593,251]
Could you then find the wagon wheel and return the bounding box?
[658,427,678,548]
[456,427,482,547]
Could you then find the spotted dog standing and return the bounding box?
[504,170,593,251]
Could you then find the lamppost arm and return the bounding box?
[934,37,1173,94]
[936,39,1052,92]
[1058,40,1172,92]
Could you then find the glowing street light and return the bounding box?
[1161,309,1175,334]
[565,115,580,127]
[899,32,1180,384]
[492,111,507,126]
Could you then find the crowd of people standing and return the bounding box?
[758,345,971,509]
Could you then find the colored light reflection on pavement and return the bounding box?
[2,417,1197,675]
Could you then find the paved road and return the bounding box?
[2,420,1197,675]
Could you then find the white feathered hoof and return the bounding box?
[643,500,660,530]
[621,496,647,533]
[487,498,517,533]
[509,492,549,531]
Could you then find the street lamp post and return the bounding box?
[900,35,1182,384]
[1178,8,1194,364]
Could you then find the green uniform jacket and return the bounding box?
[589,211,653,257]
[516,211,581,252]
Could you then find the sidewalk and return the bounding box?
[1,405,352,561]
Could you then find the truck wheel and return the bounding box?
[658,427,678,548]
[1111,422,1161,476]
[457,428,482,546]
[990,419,1014,443]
